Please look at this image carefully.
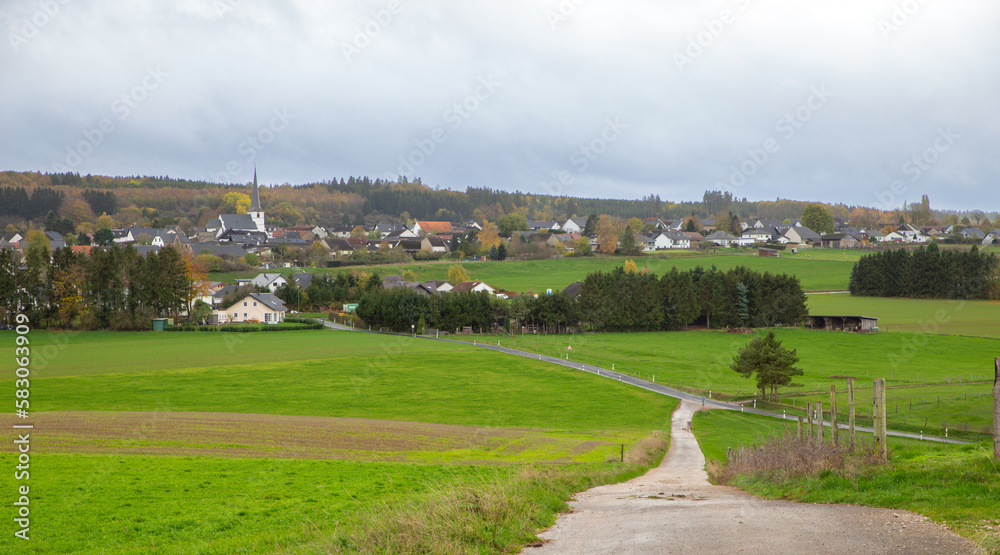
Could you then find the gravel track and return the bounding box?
[529,401,975,554]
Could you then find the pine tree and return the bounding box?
[730,330,803,401]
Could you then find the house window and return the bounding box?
[265,313,272,323]
[232,312,237,318]
[243,313,248,318]
[253,302,258,307]
[243,301,247,306]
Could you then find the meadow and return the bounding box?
[498,328,998,436]
[693,410,1000,551]
[0,330,678,553]
[212,249,859,292]
[806,292,1000,337]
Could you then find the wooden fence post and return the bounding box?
[816,401,824,445]
[797,416,803,440]
[874,378,887,461]
[994,357,999,461]
[848,378,856,450]
[806,402,813,439]
[830,384,839,448]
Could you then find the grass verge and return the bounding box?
[694,410,1000,553]
[305,437,668,554]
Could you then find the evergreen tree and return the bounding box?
[735,282,749,328]
[730,330,803,401]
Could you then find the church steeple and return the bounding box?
[248,165,265,233]
[250,165,262,212]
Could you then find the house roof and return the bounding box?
[451,280,495,293]
[253,273,286,286]
[415,221,453,234]
[247,292,287,312]
[292,273,314,288]
[787,226,821,240]
[564,217,588,228]
[562,281,583,298]
[683,232,703,241]
[212,214,258,231]
[193,243,249,258]
[704,231,738,240]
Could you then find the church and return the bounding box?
[206,168,267,239]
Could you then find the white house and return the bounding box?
[642,232,673,251]
[894,224,929,243]
[560,217,588,234]
[703,231,738,247]
[452,280,497,294]
[215,293,287,324]
[250,273,288,292]
[663,231,691,249]
[742,227,779,243]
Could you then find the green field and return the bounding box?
[693,410,1000,551]
[499,328,997,436]
[807,293,1000,337]
[0,330,677,553]
[212,250,858,292]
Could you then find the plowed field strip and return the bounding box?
[0,411,627,463]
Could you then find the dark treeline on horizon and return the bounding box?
[849,244,1000,300]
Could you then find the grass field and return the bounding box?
[807,293,1000,337]
[0,330,678,553]
[693,410,1000,551]
[212,250,858,292]
[497,328,998,436]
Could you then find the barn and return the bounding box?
[807,315,879,332]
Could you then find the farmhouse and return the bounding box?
[215,293,288,324]
[807,315,879,333]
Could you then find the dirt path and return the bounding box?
[529,401,975,554]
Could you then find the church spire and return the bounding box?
[250,165,262,212]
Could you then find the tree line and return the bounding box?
[354,265,808,334]
[0,243,201,330]
[577,265,807,331]
[0,186,64,221]
[849,243,1000,299]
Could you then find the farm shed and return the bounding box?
[758,247,780,258]
[807,315,879,332]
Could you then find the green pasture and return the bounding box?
[212,250,857,292]
[693,410,1000,551]
[807,293,1000,337]
[1,453,503,554]
[498,328,998,433]
[790,382,995,435]
[0,330,679,553]
[13,332,676,434]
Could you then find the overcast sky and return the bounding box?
[2,1,998,211]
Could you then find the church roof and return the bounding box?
[214,214,258,231]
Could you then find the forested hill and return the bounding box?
[0,170,843,230]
